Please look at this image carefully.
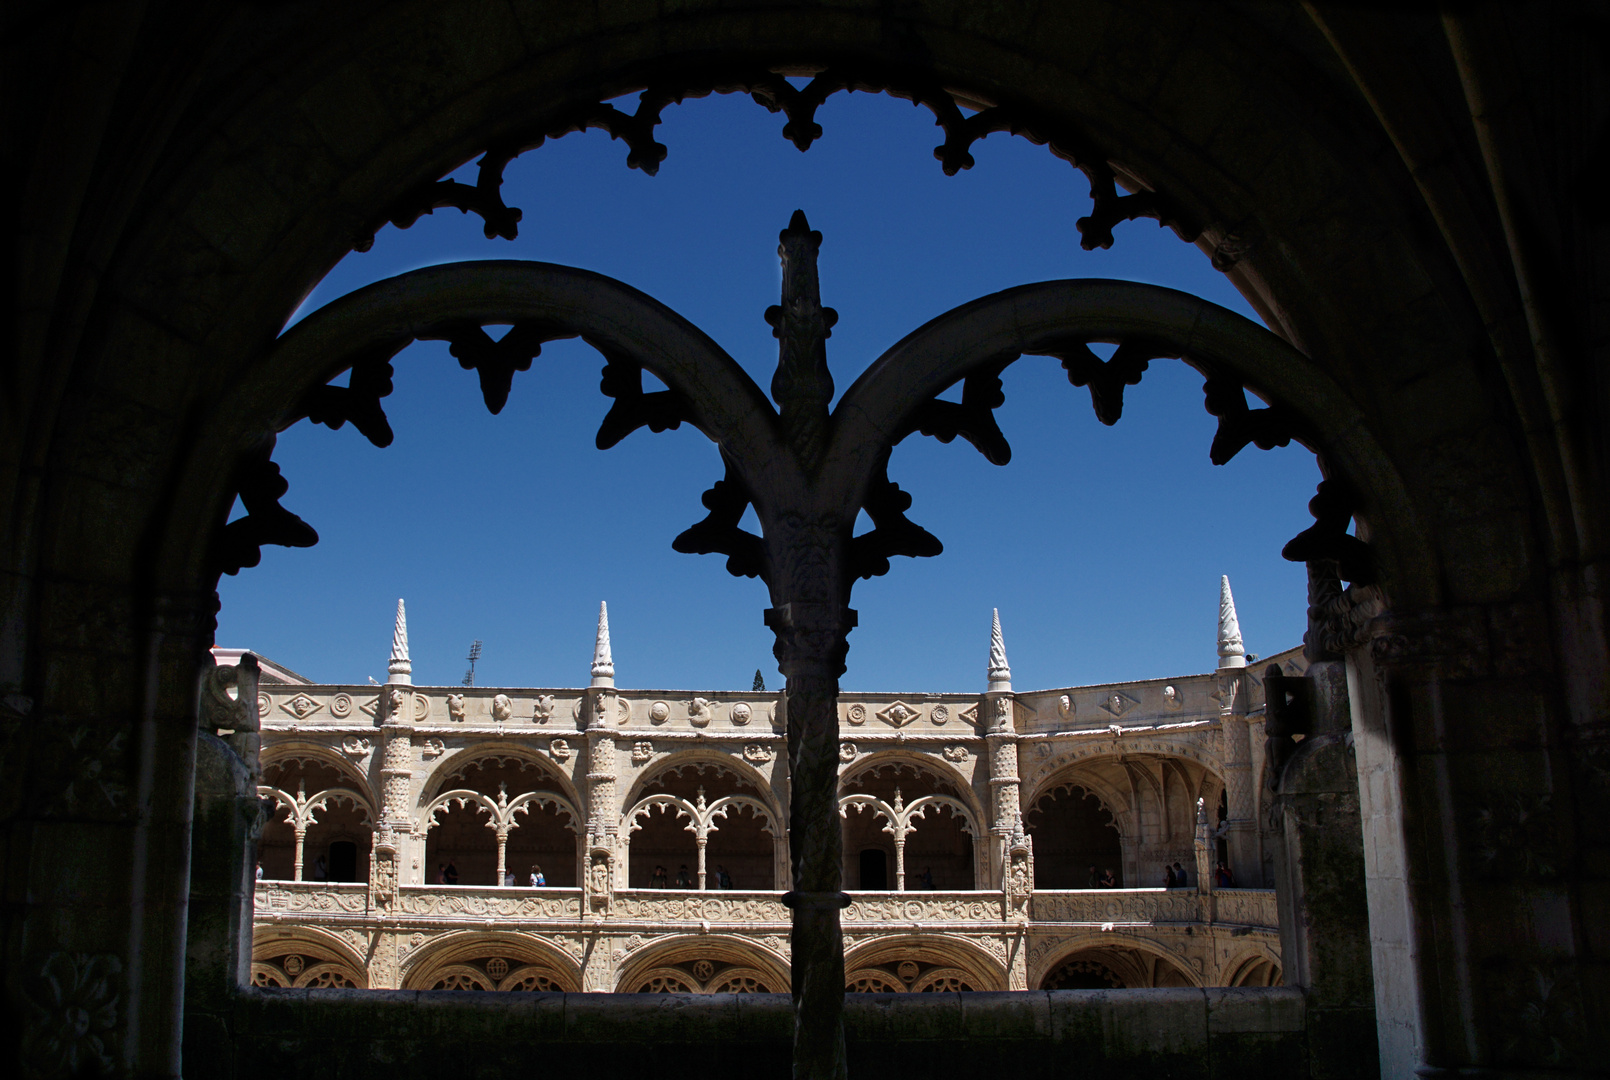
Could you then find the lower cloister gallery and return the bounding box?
[238,591,1284,996]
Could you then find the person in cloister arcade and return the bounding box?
[623,760,780,890]
[1025,749,1224,890]
[258,755,373,883]
[839,759,979,891]
[421,755,580,887]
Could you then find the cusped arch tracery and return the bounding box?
[842,934,1005,993]
[399,930,581,992]
[260,742,376,804]
[1032,934,1201,990]
[421,744,583,808]
[625,751,782,816]
[614,933,790,993]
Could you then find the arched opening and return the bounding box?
[841,759,976,891]
[1025,784,1123,890]
[1040,946,1196,990]
[625,759,777,890]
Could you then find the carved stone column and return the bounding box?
[1216,577,1258,884]
[374,685,413,910]
[983,699,1020,892]
[768,594,854,1080]
[374,600,414,908]
[583,603,619,921]
[983,610,1020,891]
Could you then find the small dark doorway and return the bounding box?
[858,848,888,890]
[328,840,358,883]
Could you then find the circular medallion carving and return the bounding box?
[257,694,271,718]
[931,704,949,725]
[414,694,431,721]
[847,704,866,725]
[730,702,752,725]
[897,961,919,983]
[330,693,353,718]
[649,701,670,724]
[282,955,304,976]
[485,957,509,980]
[840,742,858,762]
[693,960,715,982]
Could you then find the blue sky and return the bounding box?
[218,90,1320,692]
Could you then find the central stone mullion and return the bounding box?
[764,523,855,1080]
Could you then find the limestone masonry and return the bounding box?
[235,588,1286,994]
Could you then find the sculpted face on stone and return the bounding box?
[491,695,513,722]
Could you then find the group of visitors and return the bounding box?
[1161,862,1189,888]
[647,863,735,888]
[1086,866,1119,888]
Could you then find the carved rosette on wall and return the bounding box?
[730,702,753,726]
[839,742,858,763]
[20,952,122,1078]
[331,693,354,718]
[846,704,866,725]
[649,701,671,725]
[931,704,949,725]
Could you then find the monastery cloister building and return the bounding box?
[236,587,1286,996]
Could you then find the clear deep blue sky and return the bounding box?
[217,90,1320,692]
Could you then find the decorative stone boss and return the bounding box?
[233,210,1354,1077]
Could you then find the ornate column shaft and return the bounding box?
[768,592,854,1080]
[983,695,1020,891]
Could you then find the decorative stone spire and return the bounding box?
[1217,575,1246,669]
[767,210,838,470]
[386,599,411,685]
[590,601,615,687]
[987,608,1012,692]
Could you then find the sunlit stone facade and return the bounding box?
[238,591,1288,994]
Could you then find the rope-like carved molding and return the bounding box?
[355,64,1201,257]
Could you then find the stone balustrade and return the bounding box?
[254,883,1276,933]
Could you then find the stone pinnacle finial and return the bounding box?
[766,210,838,470]
[1218,575,1246,669]
[988,608,1012,693]
[590,601,615,688]
[386,599,412,685]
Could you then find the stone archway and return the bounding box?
[10,6,1596,1079]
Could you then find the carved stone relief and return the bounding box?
[877,701,921,727]
[632,741,653,765]
[491,694,513,722]
[649,701,671,724]
[730,702,753,726]
[931,704,949,725]
[331,693,354,718]
[549,739,571,762]
[533,695,555,722]
[446,694,465,722]
[942,746,969,762]
[743,744,775,764]
[282,693,323,720]
[688,699,712,727]
[846,704,867,725]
